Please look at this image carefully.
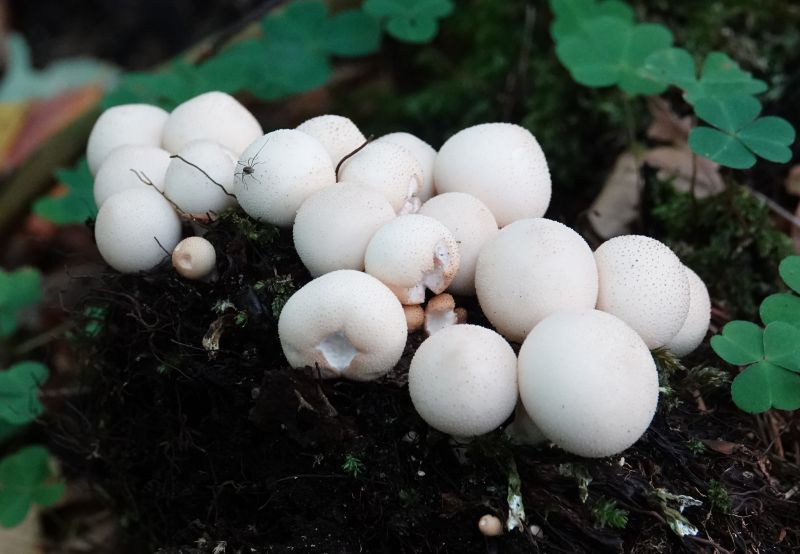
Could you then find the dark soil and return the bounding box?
[50,212,800,553]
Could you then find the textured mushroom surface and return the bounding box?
[93,145,171,208]
[518,310,659,458]
[164,140,238,215]
[419,192,498,296]
[86,104,168,175]
[433,123,551,226]
[297,114,366,166]
[475,218,598,343]
[172,237,217,280]
[377,132,438,202]
[94,187,182,273]
[278,270,407,381]
[338,141,423,214]
[293,183,395,277]
[665,266,711,357]
[234,130,336,227]
[594,235,690,348]
[365,214,460,304]
[409,324,518,437]
[161,91,263,155]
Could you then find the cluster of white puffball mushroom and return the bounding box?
[86,90,712,460]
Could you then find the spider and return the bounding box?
[235,139,268,190]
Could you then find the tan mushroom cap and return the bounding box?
[297,114,366,166]
[338,141,423,214]
[234,129,336,227]
[377,132,437,202]
[278,270,407,381]
[665,266,711,357]
[172,237,217,280]
[404,305,425,333]
[423,293,466,336]
[518,310,659,458]
[293,182,396,277]
[475,218,598,343]
[478,515,503,537]
[594,235,690,349]
[365,214,460,305]
[86,103,168,175]
[418,192,498,296]
[433,123,551,227]
[164,140,238,216]
[409,324,518,437]
[93,145,172,208]
[161,91,263,155]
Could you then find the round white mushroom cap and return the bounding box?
[665,266,711,357]
[94,187,182,273]
[433,123,551,227]
[408,324,517,437]
[296,114,366,166]
[161,91,263,155]
[377,132,437,202]
[172,236,216,280]
[293,182,395,277]
[594,235,690,349]
[475,218,598,343]
[86,104,169,175]
[338,141,423,214]
[234,129,336,227]
[418,192,498,296]
[93,145,171,208]
[278,270,407,381]
[163,140,237,216]
[518,309,659,458]
[364,214,460,304]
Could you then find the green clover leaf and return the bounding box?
[779,256,800,294]
[34,157,96,225]
[0,446,65,528]
[549,0,634,41]
[555,16,673,95]
[688,95,796,169]
[760,293,800,328]
[364,0,454,43]
[763,321,800,372]
[710,320,764,366]
[0,267,42,338]
[324,9,381,56]
[0,362,49,426]
[731,361,800,413]
[0,420,23,445]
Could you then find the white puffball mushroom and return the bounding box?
[365,214,460,305]
[296,114,366,166]
[377,132,437,202]
[94,187,182,273]
[93,145,171,208]
[434,123,551,227]
[594,235,690,349]
[478,515,503,537]
[164,140,237,216]
[418,192,498,296]
[86,104,169,175]
[161,91,263,155]
[293,183,396,277]
[278,270,407,381]
[172,237,216,280]
[665,267,711,357]
[518,310,659,458]
[475,218,598,343]
[409,324,518,437]
[423,293,466,336]
[234,130,336,227]
[338,141,423,214]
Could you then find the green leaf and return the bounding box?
[763,321,800,372]
[760,293,800,328]
[710,320,764,365]
[555,16,672,95]
[642,48,696,90]
[779,256,800,294]
[102,61,212,110]
[0,267,42,338]
[0,420,23,445]
[364,0,454,43]
[34,157,96,224]
[688,127,756,169]
[737,117,796,164]
[693,95,761,134]
[0,446,65,528]
[324,9,381,56]
[195,41,265,95]
[549,0,634,41]
[0,362,49,426]
[687,52,768,104]
[731,361,800,413]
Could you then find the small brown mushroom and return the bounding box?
[478,514,503,537]
[404,305,425,333]
[424,293,466,336]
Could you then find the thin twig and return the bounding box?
[747,186,800,227]
[168,155,237,198]
[336,135,374,180]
